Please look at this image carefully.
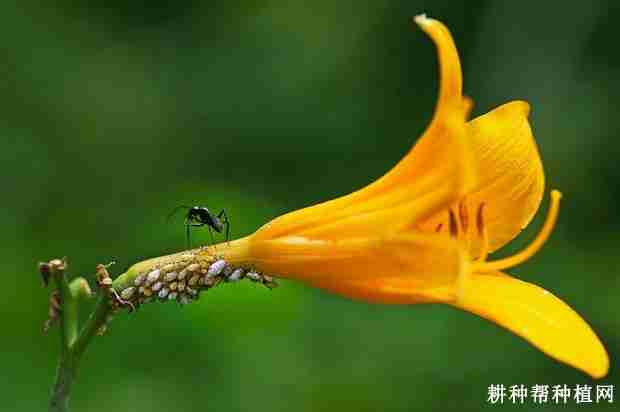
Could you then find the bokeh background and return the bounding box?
[2,1,619,411]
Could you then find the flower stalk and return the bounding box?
[41,246,277,412]
[40,259,79,412]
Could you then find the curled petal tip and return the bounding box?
[413,13,430,26]
[551,189,562,201]
[462,96,474,118]
[494,100,531,118]
[454,274,610,379]
[590,352,610,379]
[513,100,531,117]
[521,101,531,117]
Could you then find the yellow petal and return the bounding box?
[420,101,545,256]
[306,276,451,305]
[295,178,463,240]
[254,16,474,241]
[414,14,463,121]
[451,272,609,379]
[249,233,466,303]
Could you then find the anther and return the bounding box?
[459,201,469,234]
[449,209,458,238]
[476,203,489,262]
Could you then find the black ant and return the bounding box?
[168,205,230,248]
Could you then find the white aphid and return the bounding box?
[207,259,227,277]
[186,263,200,273]
[134,274,146,286]
[246,271,261,281]
[164,271,178,282]
[146,269,160,284]
[227,268,244,282]
[188,274,200,286]
[120,287,135,300]
[158,287,169,299]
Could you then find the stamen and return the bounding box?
[448,209,458,238]
[475,190,562,272]
[435,223,443,233]
[475,203,489,262]
[459,200,471,250]
[454,207,464,236]
[459,201,469,234]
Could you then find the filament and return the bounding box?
[475,203,489,262]
[449,209,459,237]
[475,190,562,272]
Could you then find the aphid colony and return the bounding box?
[113,254,277,310]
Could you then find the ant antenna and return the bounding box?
[166,205,192,222]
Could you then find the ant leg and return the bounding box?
[187,222,207,247]
[185,218,192,249]
[208,226,215,245]
[217,210,230,243]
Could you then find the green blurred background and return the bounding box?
[2,1,619,411]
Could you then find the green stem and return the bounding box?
[48,351,77,412]
[46,261,112,412]
[48,291,111,412]
[47,262,76,412]
[72,293,111,359]
[53,269,76,350]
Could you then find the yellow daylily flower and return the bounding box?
[205,15,609,378]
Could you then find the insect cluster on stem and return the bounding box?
[113,250,277,312]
